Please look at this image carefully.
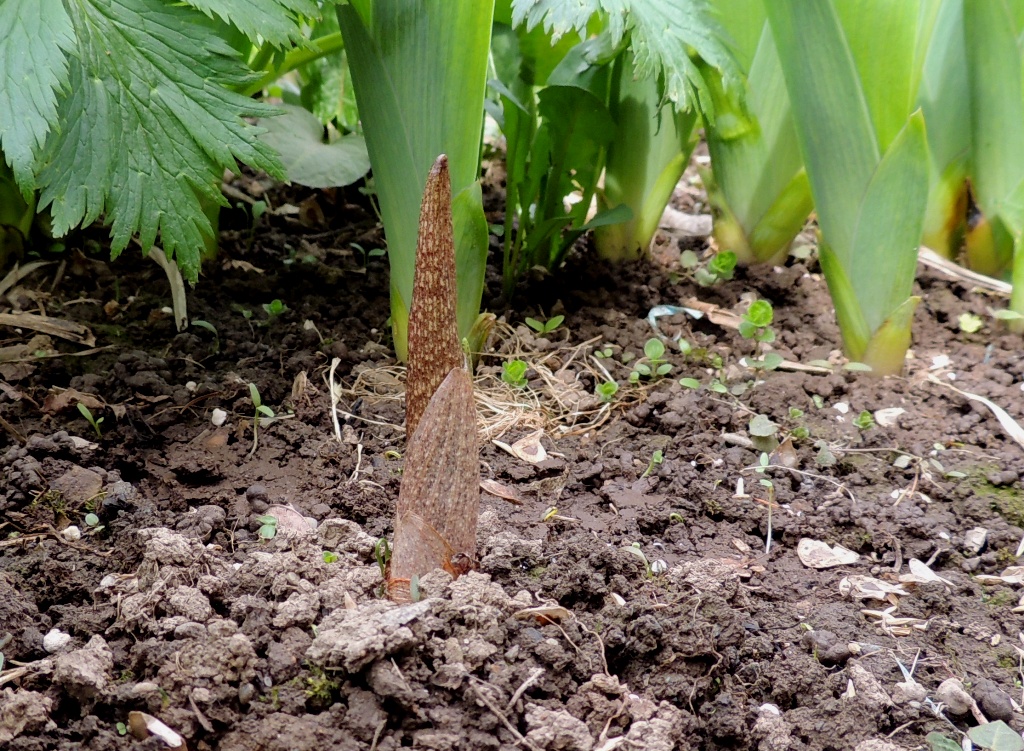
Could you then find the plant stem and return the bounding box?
[241,33,345,98]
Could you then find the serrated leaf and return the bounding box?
[184,0,320,47]
[259,105,369,188]
[0,0,75,195]
[511,0,740,116]
[36,0,283,283]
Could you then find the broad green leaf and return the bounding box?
[0,0,75,195]
[596,49,699,261]
[702,6,811,263]
[968,720,1024,751]
[966,0,1024,235]
[510,0,740,116]
[835,0,938,152]
[918,0,969,258]
[338,0,493,359]
[452,184,489,340]
[767,1,879,258]
[848,111,929,335]
[258,105,369,188]
[36,0,282,282]
[183,0,320,47]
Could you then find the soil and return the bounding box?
[2,161,1024,751]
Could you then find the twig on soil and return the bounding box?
[468,676,544,751]
[370,719,386,751]
[0,412,26,444]
[328,356,344,443]
[506,668,545,712]
[577,619,610,676]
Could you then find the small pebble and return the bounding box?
[62,526,82,541]
[43,628,72,653]
[973,678,1014,724]
[211,408,227,427]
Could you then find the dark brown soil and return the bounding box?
[2,165,1024,751]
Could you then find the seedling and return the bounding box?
[853,410,875,430]
[595,380,619,403]
[248,383,275,457]
[739,299,776,343]
[668,512,685,524]
[525,315,564,335]
[958,312,983,333]
[622,542,652,576]
[501,359,529,389]
[787,407,810,439]
[322,551,340,564]
[256,515,278,540]
[77,403,104,438]
[262,299,287,320]
[694,250,738,286]
[593,346,614,359]
[192,319,220,352]
[679,377,701,390]
[749,414,780,452]
[641,449,664,478]
[374,537,391,579]
[738,299,781,371]
[630,338,672,383]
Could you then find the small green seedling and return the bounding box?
[738,299,781,371]
[679,377,701,390]
[622,542,652,576]
[641,449,664,478]
[694,250,737,286]
[77,403,104,438]
[668,512,685,524]
[322,551,340,564]
[853,410,875,430]
[593,346,614,359]
[257,515,278,540]
[501,359,529,389]
[248,383,276,456]
[375,538,391,579]
[116,722,127,736]
[787,407,810,439]
[739,299,776,343]
[595,380,619,403]
[525,315,564,335]
[630,338,672,382]
[262,299,287,319]
[192,319,220,352]
[958,312,983,333]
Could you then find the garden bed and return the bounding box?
[2,169,1024,751]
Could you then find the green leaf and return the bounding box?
[679,377,701,389]
[958,312,983,333]
[745,299,774,327]
[35,0,282,283]
[259,105,369,188]
[0,0,75,196]
[184,0,320,47]
[338,1,493,359]
[510,0,740,116]
[748,414,779,438]
[968,720,1024,751]
[644,338,666,360]
[925,733,962,751]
